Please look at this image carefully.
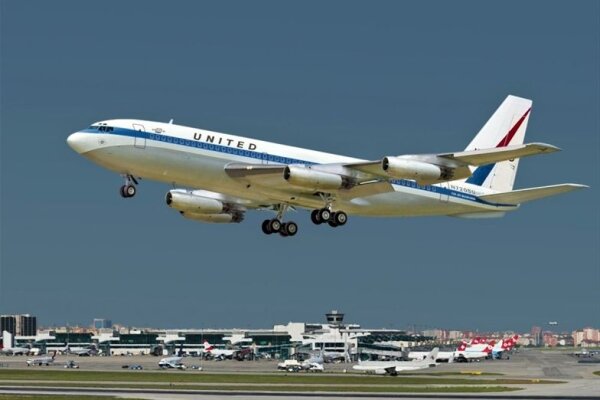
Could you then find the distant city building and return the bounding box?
[531,326,542,346]
[543,332,558,347]
[0,316,16,336]
[447,330,463,340]
[572,327,600,347]
[0,314,37,336]
[93,319,113,330]
[422,329,448,341]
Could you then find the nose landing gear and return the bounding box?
[119,174,139,198]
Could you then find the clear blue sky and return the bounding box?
[1,0,598,332]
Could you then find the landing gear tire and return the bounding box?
[125,184,136,197]
[269,219,281,233]
[120,184,136,198]
[318,208,331,222]
[328,219,338,228]
[261,220,273,235]
[333,211,347,226]
[310,210,322,225]
[284,221,298,236]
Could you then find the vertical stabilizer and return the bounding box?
[464,95,532,192]
[2,331,14,348]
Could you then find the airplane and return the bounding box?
[459,335,519,359]
[453,341,493,362]
[0,331,33,356]
[407,343,488,363]
[158,355,186,369]
[202,341,236,359]
[353,348,439,375]
[27,351,57,366]
[66,344,99,357]
[66,95,587,237]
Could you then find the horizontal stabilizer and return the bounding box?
[479,184,588,205]
[441,142,560,166]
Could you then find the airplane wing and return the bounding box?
[438,142,559,166]
[346,142,560,184]
[224,142,560,201]
[224,163,395,202]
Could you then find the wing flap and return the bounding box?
[441,142,559,166]
[479,184,588,205]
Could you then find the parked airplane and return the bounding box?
[408,343,488,363]
[158,355,186,369]
[203,341,236,359]
[67,95,586,237]
[454,341,493,362]
[27,351,57,366]
[354,348,439,375]
[66,344,99,357]
[459,335,519,359]
[0,331,33,356]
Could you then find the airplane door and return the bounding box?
[133,124,146,149]
[440,182,450,202]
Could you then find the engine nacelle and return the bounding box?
[382,157,442,182]
[180,212,243,224]
[283,166,343,190]
[166,190,224,214]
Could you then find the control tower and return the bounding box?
[325,310,344,327]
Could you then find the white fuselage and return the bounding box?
[353,360,434,374]
[67,119,516,217]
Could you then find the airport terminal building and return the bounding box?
[14,311,430,359]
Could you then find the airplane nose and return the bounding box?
[66,132,88,154]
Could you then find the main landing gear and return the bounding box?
[261,219,298,237]
[119,174,139,198]
[310,208,348,228]
[261,205,298,237]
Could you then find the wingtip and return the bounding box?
[528,142,561,152]
[569,183,590,189]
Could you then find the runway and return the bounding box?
[1,384,599,399]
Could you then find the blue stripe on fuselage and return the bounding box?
[81,127,512,207]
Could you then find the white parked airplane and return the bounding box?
[67,95,586,237]
[27,351,57,366]
[158,355,186,369]
[66,344,99,357]
[203,341,236,359]
[0,331,33,356]
[353,348,439,375]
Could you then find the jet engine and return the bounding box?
[382,157,443,182]
[166,190,224,214]
[180,211,244,224]
[283,166,344,190]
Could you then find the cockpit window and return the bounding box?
[88,123,114,132]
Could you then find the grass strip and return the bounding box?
[0,396,147,400]
[0,382,522,393]
[0,370,560,385]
